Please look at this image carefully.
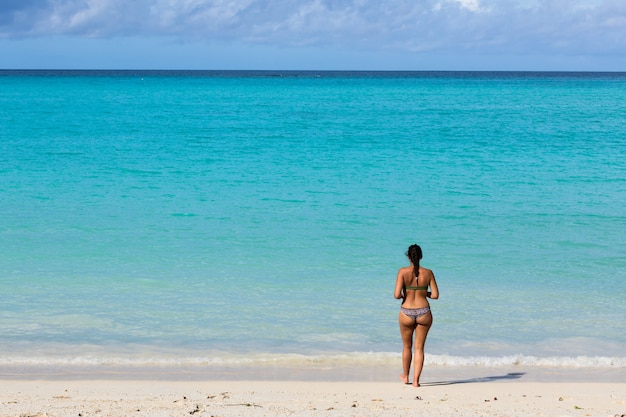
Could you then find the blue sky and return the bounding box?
[1,0,625,70]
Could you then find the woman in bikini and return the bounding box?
[394,244,439,387]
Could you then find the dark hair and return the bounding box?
[406,244,422,279]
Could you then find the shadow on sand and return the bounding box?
[420,372,526,386]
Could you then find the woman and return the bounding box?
[394,244,439,387]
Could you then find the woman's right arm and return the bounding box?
[428,273,439,299]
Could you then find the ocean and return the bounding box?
[1,70,625,375]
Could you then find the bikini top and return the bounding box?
[405,285,428,291]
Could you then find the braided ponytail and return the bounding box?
[406,244,423,279]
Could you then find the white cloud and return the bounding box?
[0,0,625,57]
[455,0,482,12]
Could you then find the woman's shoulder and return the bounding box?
[419,266,434,276]
[397,265,412,275]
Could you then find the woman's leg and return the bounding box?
[398,312,416,384]
[411,311,433,387]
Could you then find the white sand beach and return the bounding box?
[2,376,624,417]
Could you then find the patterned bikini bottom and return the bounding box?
[400,306,431,322]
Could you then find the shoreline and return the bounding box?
[2,363,624,383]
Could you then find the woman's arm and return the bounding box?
[394,269,405,300]
[428,273,439,299]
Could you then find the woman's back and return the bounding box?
[398,266,437,308]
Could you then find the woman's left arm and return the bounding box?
[394,270,405,300]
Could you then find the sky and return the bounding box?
[1,0,625,71]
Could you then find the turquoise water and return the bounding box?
[1,71,625,370]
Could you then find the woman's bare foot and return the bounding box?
[399,374,410,384]
[413,381,420,388]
